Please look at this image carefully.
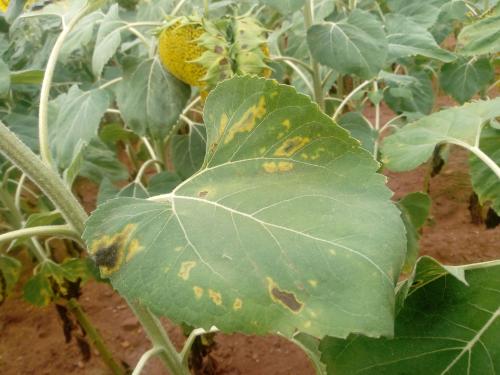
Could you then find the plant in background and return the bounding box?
[0,0,499,374]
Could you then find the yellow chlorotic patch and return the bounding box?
[90,224,138,277]
[266,277,304,313]
[301,153,309,160]
[308,280,318,288]
[330,249,336,256]
[175,246,184,252]
[262,161,278,173]
[262,161,294,173]
[224,96,266,144]
[278,161,294,172]
[277,132,284,139]
[178,261,197,280]
[281,119,291,131]
[274,136,310,157]
[304,321,312,328]
[208,289,223,305]
[193,286,204,300]
[164,266,171,273]
[233,298,243,311]
[219,113,229,136]
[259,146,267,155]
[309,310,318,318]
[125,239,144,262]
[271,91,278,98]
[310,147,326,160]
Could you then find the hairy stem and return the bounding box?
[304,0,325,110]
[130,302,190,375]
[67,298,127,375]
[38,4,90,166]
[0,224,77,246]
[0,121,88,233]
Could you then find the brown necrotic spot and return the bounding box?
[271,288,303,312]
[198,190,208,198]
[94,243,120,269]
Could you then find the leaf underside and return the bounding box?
[84,76,405,339]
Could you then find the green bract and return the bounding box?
[84,76,406,339]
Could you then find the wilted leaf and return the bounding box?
[84,76,406,339]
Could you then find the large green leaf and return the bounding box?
[470,126,500,214]
[457,14,500,56]
[440,57,494,104]
[84,76,406,339]
[116,58,191,139]
[385,14,455,63]
[51,86,111,169]
[307,10,388,79]
[387,0,445,28]
[320,260,499,375]
[382,98,500,172]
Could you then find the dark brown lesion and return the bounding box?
[94,243,121,269]
[198,190,209,198]
[271,287,303,312]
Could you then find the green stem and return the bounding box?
[67,298,127,375]
[38,4,91,166]
[372,81,381,160]
[132,347,164,375]
[129,302,190,375]
[304,0,325,110]
[0,224,77,246]
[0,121,87,233]
[272,56,314,74]
[332,79,372,120]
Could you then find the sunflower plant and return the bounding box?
[0,0,499,374]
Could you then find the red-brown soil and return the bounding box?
[1,103,499,375]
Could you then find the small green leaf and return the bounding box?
[172,124,207,180]
[79,139,128,183]
[10,69,44,85]
[92,4,123,78]
[337,112,377,154]
[23,269,53,307]
[440,57,494,104]
[382,98,500,172]
[469,125,500,215]
[116,58,191,139]
[147,171,181,196]
[457,14,500,55]
[320,259,498,375]
[84,76,406,339]
[398,192,431,230]
[0,255,22,305]
[385,14,455,63]
[51,86,111,169]
[383,70,435,115]
[307,10,388,79]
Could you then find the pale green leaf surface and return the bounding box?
[440,57,494,104]
[84,76,406,339]
[116,58,191,139]
[320,261,498,375]
[337,112,377,154]
[172,124,207,180]
[92,4,123,78]
[383,71,435,115]
[398,192,431,230]
[457,14,500,55]
[0,59,10,97]
[382,98,500,171]
[385,14,455,63]
[51,86,110,169]
[307,10,388,79]
[469,126,500,214]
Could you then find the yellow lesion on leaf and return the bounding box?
[208,289,223,305]
[233,298,243,311]
[262,161,294,173]
[281,119,291,131]
[193,286,204,300]
[90,224,138,277]
[259,146,267,155]
[308,280,318,288]
[178,261,197,280]
[304,321,312,328]
[125,239,144,262]
[274,136,310,157]
[219,113,229,136]
[330,249,336,256]
[224,96,266,144]
[310,147,326,161]
[266,277,304,313]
